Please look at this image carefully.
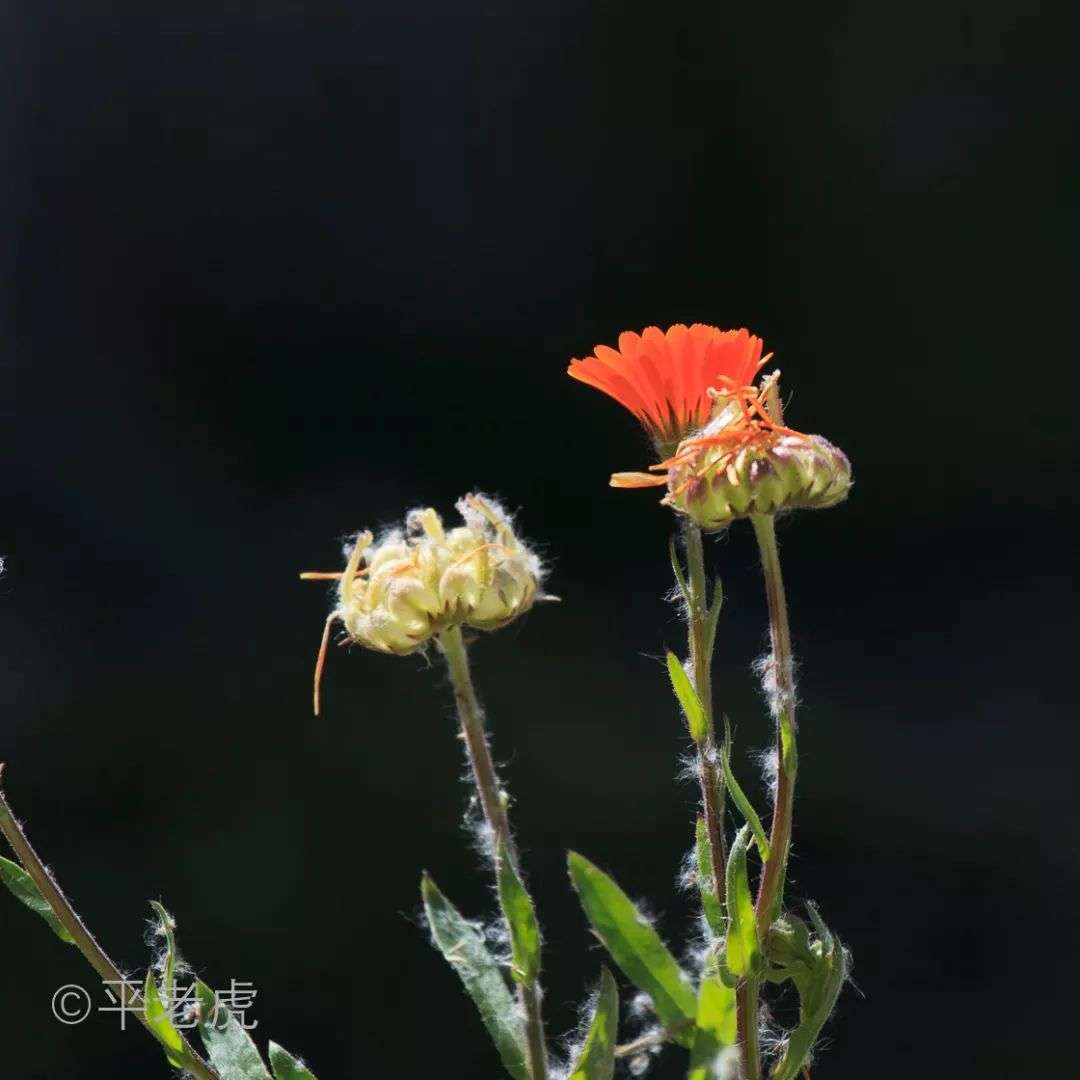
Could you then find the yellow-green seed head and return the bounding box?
[663,397,852,531]
[333,494,542,655]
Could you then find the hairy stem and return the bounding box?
[685,526,757,1075]
[0,766,221,1080]
[750,514,798,938]
[684,525,727,902]
[437,626,549,1080]
[740,977,762,1080]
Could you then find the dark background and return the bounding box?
[3,3,1078,1078]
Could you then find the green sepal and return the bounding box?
[769,905,849,1080]
[666,652,708,743]
[719,721,770,861]
[195,980,272,1080]
[567,968,618,1080]
[268,1041,319,1080]
[694,817,725,937]
[0,855,75,943]
[723,826,760,978]
[143,968,186,1069]
[567,852,696,1045]
[421,873,529,1080]
[496,842,542,986]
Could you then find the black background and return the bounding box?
[3,3,1078,1078]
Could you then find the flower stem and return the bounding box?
[0,766,221,1080]
[685,528,759,1075]
[683,525,727,903]
[739,977,762,1080]
[437,626,549,1080]
[749,514,798,938]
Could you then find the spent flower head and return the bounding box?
[568,325,851,529]
[302,494,544,712]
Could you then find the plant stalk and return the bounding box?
[0,766,221,1080]
[750,513,798,938]
[437,626,549,1080]
[685,526,759,1075]
[739,977,762,1080]
[683,525,727,903]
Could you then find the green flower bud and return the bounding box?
[665,429,851,531]
[655,380,852,531]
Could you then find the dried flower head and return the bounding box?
[568,324,767,454]
[301,495,544,713]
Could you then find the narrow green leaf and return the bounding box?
[149,901,179,1002]
[687,974,737,1080]
[567,852,696,1044]
[720,736,770,861]
[703,577,724,659]
[694,817,724,938]
[143,968,185,1069]
[723,826,760,978]
[421,874,529,1080]
[567,968,618,1080]
[268,1041,318,1080]
[666,652,707,742]
[496,843,542,985]
[196,981,272,1080]
[0,855,74,943]
[669,536,690,602]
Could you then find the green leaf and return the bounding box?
[703,577,724,660]
[421,874,529,1080]
[719,728,770,861]
[567,852,696,1044]
[666,652,707,742]
[763,914,815,994]
[268,1041,318,1080]
[694,817,724,938]
[687,973,737,1080]
[143,968,185,1069]
[567,968,618,1080]
[149,901,179,1002]
[0,855,74,943]
[723,826,760,978]
[496,842,542,985]
[769,906,849,1080]
[669,536,690,603]
[195,981,272,1080]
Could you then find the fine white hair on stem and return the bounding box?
[752,645,799,720]
[676,751,702,785]
[755,743,780,805]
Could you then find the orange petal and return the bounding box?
[609,471,669,488]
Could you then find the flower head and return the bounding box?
[302,495,544,713]
[662,391,851,530]
[568,324,767,452]
[652,371,851,529]
[569,326,852,528]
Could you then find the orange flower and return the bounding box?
[567,324,767,453]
